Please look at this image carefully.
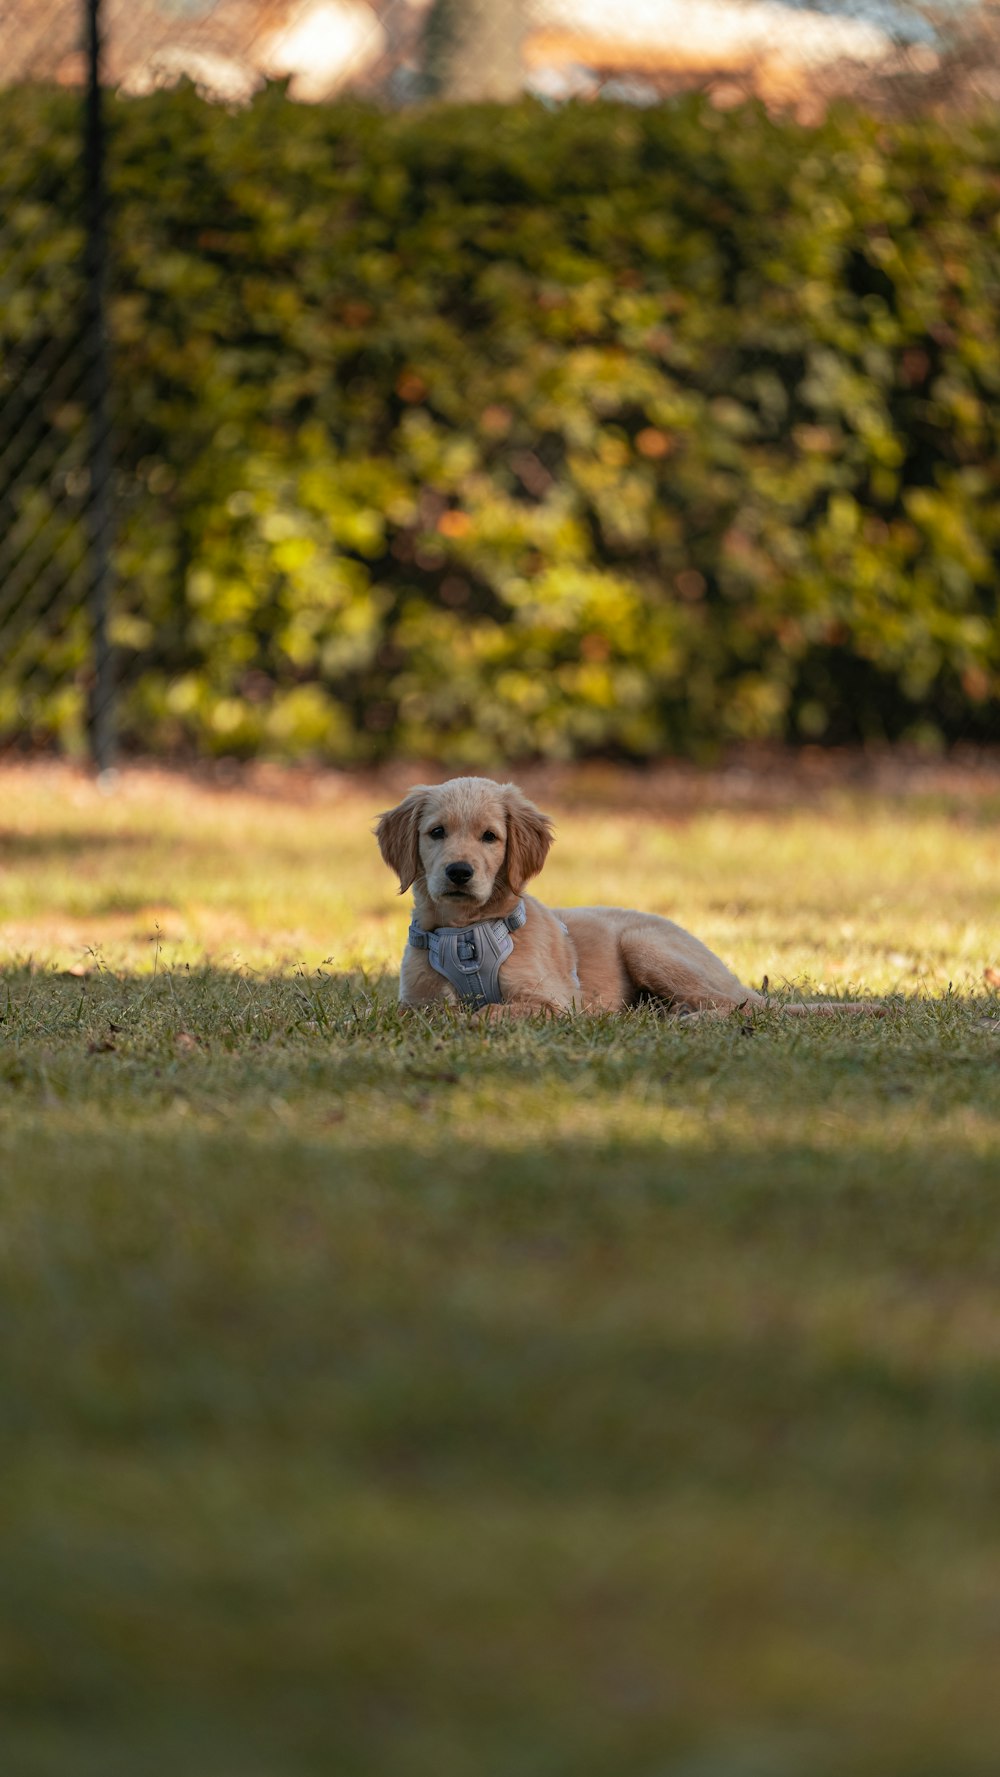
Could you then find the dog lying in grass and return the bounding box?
[377,776,877,1019]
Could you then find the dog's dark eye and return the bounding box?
[427,826,445,840]
[481,830,499,844]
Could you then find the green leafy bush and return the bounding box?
[2,86,999,758]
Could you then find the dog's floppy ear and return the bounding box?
[376,787,429,893]
[503,787,553,892]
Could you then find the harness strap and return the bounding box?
[408,899,527,1008]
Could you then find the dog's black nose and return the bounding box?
[445,861,474,885]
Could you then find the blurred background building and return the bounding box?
[0,0,969,111]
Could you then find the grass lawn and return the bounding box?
[1,754,1000,1777]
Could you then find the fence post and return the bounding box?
[83,0,116,771]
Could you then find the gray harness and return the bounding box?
[408,899,527,1009]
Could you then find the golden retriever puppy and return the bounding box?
[377,776,874,1019]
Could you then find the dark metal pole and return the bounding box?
[83,0,116,771]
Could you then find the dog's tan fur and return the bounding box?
[377,776,875,1018]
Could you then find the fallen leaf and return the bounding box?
[174,1031,201,1054]
[984,967,1000,988]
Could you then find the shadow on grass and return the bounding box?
[0,962,997,1260]
[3,1106,1000,1776]
[2,973,1000,1777]
[1,962,996,1094]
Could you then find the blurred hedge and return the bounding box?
[2,85,999,760]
